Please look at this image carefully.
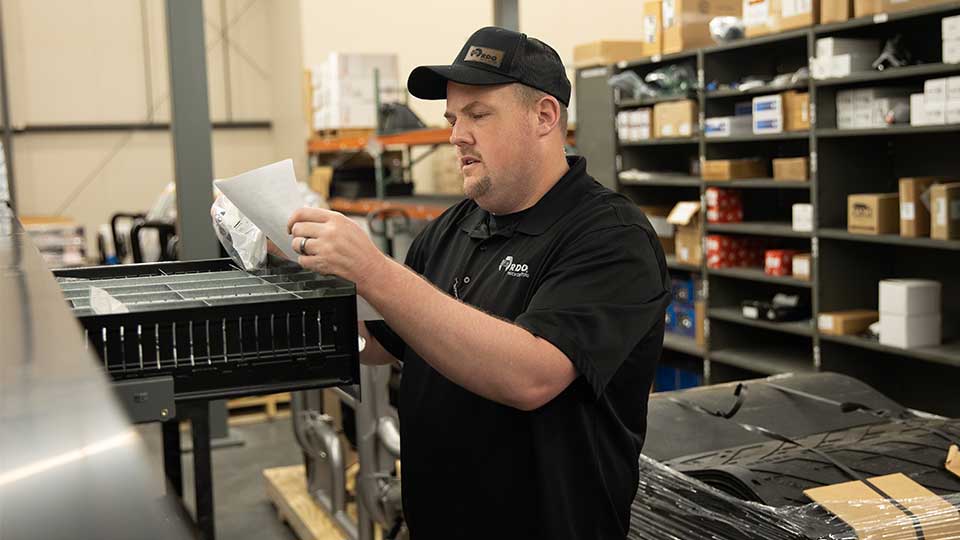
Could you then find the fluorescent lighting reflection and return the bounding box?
[0,430,137,487]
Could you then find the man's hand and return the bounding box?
[287,207,388,292]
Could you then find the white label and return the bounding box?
[679,246,689,261]
[937,199,948,225]
[643,15,657,44]
[782,0,811,17]
[616,60,629,69]
[744,0,770,26]
[652,54,662,63]
[794,259,810,277]
[818,315,834,331]
[662,124,675,136]
[742,306,760,319]
[662,0,676,28]
[679,123,691,136]
[873,13,889,24]
[900,202,916,220]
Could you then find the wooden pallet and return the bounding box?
[227,393,292,426]
[313,127,375,140]
[265,464,377,540]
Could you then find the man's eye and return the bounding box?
[472,113,488,120]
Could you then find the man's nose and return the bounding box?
[449,121,472,146]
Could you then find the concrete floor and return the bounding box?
[138,418,304,540]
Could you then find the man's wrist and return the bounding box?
[355,252,400,300]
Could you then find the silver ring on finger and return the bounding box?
[300,236,308,255]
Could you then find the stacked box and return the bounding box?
[913,77,960,126]
[666,275,701,340]
[879,279,941,349]
[837,87,910,129]
[706,235,766,269]
[944,14,960,64]
[705,187,743,223]
[899,177,940,238]
[705,116,752,138]
[743,0,820,38]
[765,249,800,277]
[617,108,653,142]
[752,91,808,134]
[662,0,742,54]
[813,37,879,80]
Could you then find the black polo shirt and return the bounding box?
[368,156,670,540]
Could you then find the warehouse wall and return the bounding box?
[2,0,306,255]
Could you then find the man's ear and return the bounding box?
[535,96,561,137]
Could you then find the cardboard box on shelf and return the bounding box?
[821,0,855,23]
[785,91,810,131]
[793,203,814,232]
[880,312,942,348]
[792,253,812,281]
[705,116,752,137]
[573,41,648,68]
[642,1,663,58]
[668,201,703,265]
[765,249,800,277]
[817,310,879,336]
[662,0,742,53]
[773,157,809,181]
[816,37,880,59]
[930,182,960,240]
[853,0,880,16]
[848,193,899,235]
[945,14,960,41]
[926,100,948,125]
[899,177,939,237]
[654,100,699,138]
[879,279,941,316]
[638,205,677,255]
[946,39,960,65]
[911,93,928,126]
[753,91,808,133]
[702,158,768,180]
[857,0,956,16]
[744,0,819,38]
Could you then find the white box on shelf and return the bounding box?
[872,97,909,127]
[911,93,928,126]
[926,99,947,125]
[816,37,880,59]
[879,279,941,316]
[618,126,631,141]
[792,203,813,232]
[752,94,783,134]
[946,39,960,65]
[948,99,960,124]
[829,54,875,78]
[949,77,960,101]
[944,14,960,41]
[924,78,948,103]
[811,57,830,80]
[879,313,942,349]
[705,116,752,137]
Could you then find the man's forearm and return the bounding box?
[358,258,574,410]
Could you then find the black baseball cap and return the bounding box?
[408,26,571,107]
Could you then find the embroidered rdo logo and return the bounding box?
[464,45,504,68]
[498,256,529,278]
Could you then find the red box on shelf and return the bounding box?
[705,187,743,224]
[706,235,767,269]
[764,249,800,276]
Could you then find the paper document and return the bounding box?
[213,159,302,260]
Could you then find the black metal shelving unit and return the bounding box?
[575,2,960,416]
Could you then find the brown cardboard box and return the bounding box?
[784,91,810,131]
[931,182,960,240]
[573,41,647,68]
[702,158,768,180]
[898,177,939,238]
[773,157,809,181]
[818,310,879,336]
[641,1,663,58]
[856,0,953,16]
[667,201,702,265]
[653,99,698,138]
[792,253,812,281]
[663,0,741,54]
[638,205,676,255]
[745,0,819,38]
[822,0,854,23]
[848,193,899,235]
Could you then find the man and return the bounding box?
[287,27,670,539]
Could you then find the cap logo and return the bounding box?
[464,45,504,68]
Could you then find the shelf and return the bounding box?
[815,3,960,35]
[617,49,698,69]
[819,334,960,369]
[618,94,696,109]
[709,346,813,375]
[620,173,701,187]
[328,195,458,220]
[663,333,704,357]
[709,306,814,337]
[665,255,701,272]
[706,221,811,238]
[707,266,813,288]
[706,80,808,99]
[813,63,960,87]
[704,178,809,189]
[816,125,960,138]
[377,127,453,147]
[621,137,699,146]
[704,28,809,53]
[819,228,960,251]
[705,131,809,143]
[14,121,272,133]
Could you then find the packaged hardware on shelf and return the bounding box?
[898,177,940,237]
[792,253,812,281]
[815,37,880,60]
[654,100,698,138]
[617,108,653,141]
[848,193,899,235]
[705,187,743,223]
[662,0,741,54]
[704,115,752,138]
[773,157,809,181]
[741,293,809,322]
[642,1,663,58]
[706,235,766,269]
[702,158,767,180]
[817,310,878,336]
[930,182,960,240]
[879,278,942,349]
[752,91,808,133]
[821,1,855,24]
[792,203,813,232]
[764,249,800,277]
[743,0,820,38]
